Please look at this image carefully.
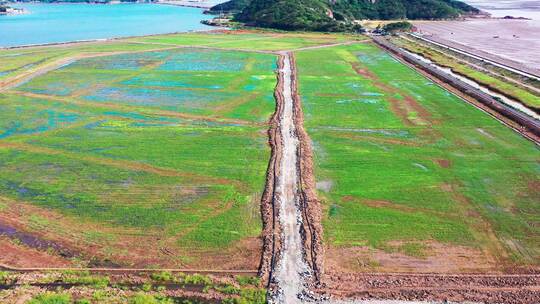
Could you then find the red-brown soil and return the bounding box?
[258,54,284,284]
[290,53,325,283]
[0,198,259,271]
[325,241,499,274]
[320,271,540,303]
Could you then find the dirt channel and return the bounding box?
[267,52,312,303]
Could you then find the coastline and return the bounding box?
[0,6,26,15]
[156,0,219,9]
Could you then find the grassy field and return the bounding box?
[295,43,539,272]
[1,30,538,274]
[127,31,364,51]
[0,42,278,269]
[0,42,175,82]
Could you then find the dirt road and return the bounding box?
[268,52,312,303]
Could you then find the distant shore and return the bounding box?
[156,0,218,9]
[0,27,226,50]
[4,0,220,9]
[0,6,26,15]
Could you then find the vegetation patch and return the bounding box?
[210,0,479,31]
[0,43,278,269]
[295,43,540,270]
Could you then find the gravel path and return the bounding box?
[269,52,311,303]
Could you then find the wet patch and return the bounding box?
[413,163,429,171]
[477,128,495,139]
[0,223,75,258]
[0,109,79,139]
[313,126,411,138]
[316,180,333,193]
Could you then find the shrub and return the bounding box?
[150,271,174,282]
[28,292,71,304]
[235,275,260,286]
[382,21,413,33]
[129,293,174,304]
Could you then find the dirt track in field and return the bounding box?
[267,52,311,303]
[264,52,324,303]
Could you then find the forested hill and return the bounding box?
[209,0,479,31]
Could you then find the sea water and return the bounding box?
[0,3,212,47]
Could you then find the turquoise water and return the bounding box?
[0,3,212,47]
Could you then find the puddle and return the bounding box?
[316,126,411,138]
[361,92,384,96]
[316,180,333,193]
[336,98,379,104]
[413,163,429,171]
[0,110,79,139]
[476,128,495,139]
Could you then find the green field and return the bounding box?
[0,31,538,274]
[295,43,539,272]
[0,42,174,82]
[0,44,278,269]
[127,31,362,51]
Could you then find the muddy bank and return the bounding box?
[259,55,284,284]
[290,53,325,284]
[0,237,71,269]
[0,223,74,258]
[0,219,125,269]
[413,20,540,78]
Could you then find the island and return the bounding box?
[208,0,480,31]
[0,4,24,15]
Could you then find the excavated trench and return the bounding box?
[264,52,323,303]
[268,52,311,303]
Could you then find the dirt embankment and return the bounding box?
[320,272,540,304]
[267,52,314,303]
[258,55,284,284]
[289,54,325,284]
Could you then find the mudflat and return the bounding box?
[414,19,540,73]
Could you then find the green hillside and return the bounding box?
[210,0,479,31]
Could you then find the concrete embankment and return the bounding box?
[373,36,540,140]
